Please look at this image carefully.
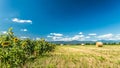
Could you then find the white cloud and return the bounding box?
[72,35,85,41]
[85,36,90,39]
[20,29,28,32]
[52,36,62,41]
[1,31,7,34]
[57,35,85,41]
[47,33,86,41]
[58,37,72,41]
[47,33,63,41]
[97,33,113,39]
[88,33,97,36]
[96,33,120,40]
[50,33,63,37]
[110,34,120,40]
[12,18,32,24]
[79,32,83,34]
[47,35,53,38]
[20,36,29,39]
[47,32,120,41]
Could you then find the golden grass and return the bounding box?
[26,45,120,68]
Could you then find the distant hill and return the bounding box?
[49,40,120,45]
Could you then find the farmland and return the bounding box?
[0,28,120,68]
[27,45,120,68]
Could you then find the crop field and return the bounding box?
[1,28,120,68]
[27,45,120,68]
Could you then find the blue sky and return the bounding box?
[1,0,120,41]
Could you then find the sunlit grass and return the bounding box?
[27,45,120,68]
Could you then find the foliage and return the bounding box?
[0,27,56,68]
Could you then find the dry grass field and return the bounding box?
[27,45,120,68]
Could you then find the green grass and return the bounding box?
[26,45,120,68]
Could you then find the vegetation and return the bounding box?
[0,27,56,68]
[0,28,120,68]
[26,45,120,68]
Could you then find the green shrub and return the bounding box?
[0,28,56,68]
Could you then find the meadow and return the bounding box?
[1,28,120,68]
[27,45,120,68]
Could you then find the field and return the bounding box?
[27,45,120,68]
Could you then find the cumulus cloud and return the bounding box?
[97,33,113,39]
[72,35,85,41]
[47,33,64,41]
[97,34,120,40]
[12,18,32,24]
[95,33,120,40]
[47,35,53,38]
[50,33,63,37]
[1,31,7,34]
[47,32,120,41]
[58,37,72,41]
[57,35,85,41]
[48,36,62,41]
[79,32,83,34]
[88,33,97,36]
[85,36,90,39]
[20,36,29,39]
[20,29,28,32]
[114,34,120,40]
[47,33,86,41]
[52,36,62,41]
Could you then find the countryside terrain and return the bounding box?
[0,28,120,68]
[27,45,120,68]
[1,0,120,68]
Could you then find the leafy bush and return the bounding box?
[0,27,56,68]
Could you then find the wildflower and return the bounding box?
[13,38,19,43]
[1,41,10,47]
[21,42,28,48]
